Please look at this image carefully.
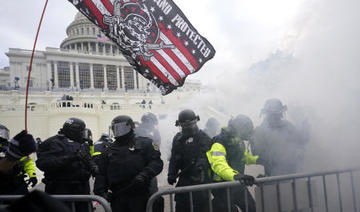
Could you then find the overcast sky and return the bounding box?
[0,0,306,84]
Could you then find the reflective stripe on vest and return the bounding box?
[212,151,226,157]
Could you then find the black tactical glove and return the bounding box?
[234,174,255,186]
[6,130,36,161]
[167,175,177,185]
[26,177,38,187]
[129,173,149,192]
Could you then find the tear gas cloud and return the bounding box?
[158,0,360,172]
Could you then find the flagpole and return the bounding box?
[25,0,48,132]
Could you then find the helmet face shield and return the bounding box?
[112,122,132,137]
[0,128,9,141]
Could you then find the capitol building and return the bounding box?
[0,13,212,141]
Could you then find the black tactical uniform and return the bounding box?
[251,99,309,176]
[93,133,112,166]
[168,109,212,212]
[94,134,112,154]
[36,118,96,212]
[94,115,163,212]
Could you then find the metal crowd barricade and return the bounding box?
[255,167,360,212]
[146,167,360,212]
[146,180,243,212]
[0,194,112,212]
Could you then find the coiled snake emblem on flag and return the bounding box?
[103,0,174,60]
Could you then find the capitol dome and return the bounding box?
[60,12,118,55]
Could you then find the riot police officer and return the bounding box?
[93,133,112,156]
[36,118,98,212]
[251,98,309,176]
[0,125,38,194]
[135,112,164,212]
[0,129,37,195]
[207,115,258,212]
[168,109,212,212]
[135,112,161,148]
[94,115,163,212]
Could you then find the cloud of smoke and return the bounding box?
[165,0,360,173]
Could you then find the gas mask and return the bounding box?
[265,113,283,128]
[179,119,199,137]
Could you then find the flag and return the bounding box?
[97,33,109,42]
[68,0,215,95]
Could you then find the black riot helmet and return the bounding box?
[101,133,110,139]
[261,98,287,128]
[141,112,158,126]
[111,115,135,138]
[227,114,254,140]
[261,98,287,115]
[62,118,86,143]
[0,124,9,142]
[175,109,199,126]
[204,117,220,138]
[205,117,220,132]
[176,109,200,137]
[100,133,112,143]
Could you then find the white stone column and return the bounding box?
[121,66,125,89]
[90,63,94,89]
[88,42,91,53]
[110,45,114,55]
[96,42,99,54]
[133,70,137,90]
[116,66,121,90]
[103,65,108,90]
[47,62,52,90]
[54,62,59,88]
[75,63,80,90]
[81,43,84,52]
[70,62,74,89]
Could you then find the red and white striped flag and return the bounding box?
[68,0,216,95]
